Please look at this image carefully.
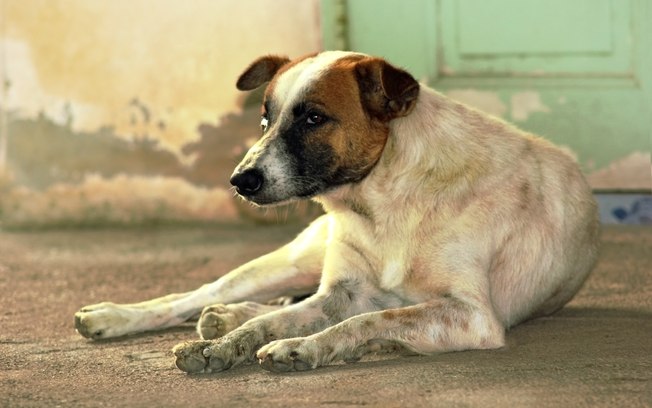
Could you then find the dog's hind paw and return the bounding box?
[196,304,239,340]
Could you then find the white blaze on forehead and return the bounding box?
[272,51,364,112]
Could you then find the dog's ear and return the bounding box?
[236,55,291,91]
[355,58,419,121]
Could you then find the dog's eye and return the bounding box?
[306,113,325,126]
[260,116,269,133]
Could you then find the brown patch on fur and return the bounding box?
[382,307,422,322]
[381,310,398,321]
[355,58,419,121]
[519,181,531,210]
[298,56,391,182]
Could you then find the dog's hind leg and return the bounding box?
[256,294,505,372]
[74,215,329,340]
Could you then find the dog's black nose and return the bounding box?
[230,169,264,196]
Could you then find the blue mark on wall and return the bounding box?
[595,194,652,225]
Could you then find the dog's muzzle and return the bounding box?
[230,168,264,197]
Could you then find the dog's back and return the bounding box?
[329,84,601,328]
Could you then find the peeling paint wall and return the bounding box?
[0,0,322,228]
[587,152,652,191]
[510,91,550,122]
[2,0,320,153]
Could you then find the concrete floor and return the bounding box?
[0,224,650,407]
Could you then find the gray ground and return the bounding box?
[1,224,650,407]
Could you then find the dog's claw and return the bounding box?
[259,354,293,373]
[258,347,315,373]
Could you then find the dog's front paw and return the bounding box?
[74,302,137,340]
[257,337,322,373]
[172,340,212,373]
[173,329,261,374]
[172,340,233,374]
[172,340,235,373]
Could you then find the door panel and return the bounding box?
[457,0,612,55]
[444,0,631,75]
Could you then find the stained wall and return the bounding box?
[0,0,322,227]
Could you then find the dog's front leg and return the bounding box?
[74,215,329,339]
[172,277,375,373]
[257,294,505,372]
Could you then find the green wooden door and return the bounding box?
[322,0,652,191]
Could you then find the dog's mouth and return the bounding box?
[239,194,292,207]
[235,182,324,207]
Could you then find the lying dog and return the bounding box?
[74,51,600,374]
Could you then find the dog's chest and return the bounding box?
[367,208,419,291]
[376,236,412,291]
[332,191,423,292]
[376,253,406,290]
[340,216,411,291]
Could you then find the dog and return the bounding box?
[74,51,600,374]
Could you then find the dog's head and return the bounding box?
[230,51,419,205]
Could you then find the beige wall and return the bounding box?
[0,0,322,227]
[2,0,320,152]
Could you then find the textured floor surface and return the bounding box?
[1,224,650,407]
